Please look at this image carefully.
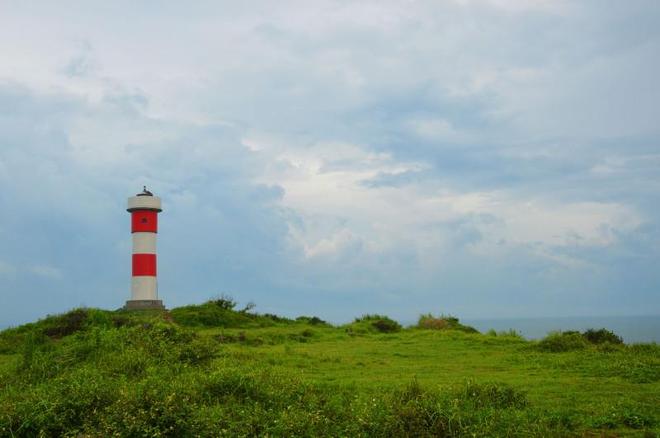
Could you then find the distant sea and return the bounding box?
[461,315,660,344]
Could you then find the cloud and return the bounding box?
[29,265,63,279]
[0,0,659,326]
[0,261,16,277]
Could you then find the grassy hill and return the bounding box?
[0,300,658,437]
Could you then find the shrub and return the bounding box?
[419,315,449,330]
[296,316,328,326]
[347,315,402,334]
[371,318,402,333]
[42,308,89,338]
[582,328,623,345]
[170,298,292,328]
[170,301,256,328]
[353,314,391,323]
[537,329,625,353]
[417,313,479,333]
[239,301,256,313]
[208,294,237,310]
[301,328,315,338]
[537,331,589,352]
[110,314,132,328]
[261,313,294,323]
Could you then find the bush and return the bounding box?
[170,298,296,328]
[0,308,149,355]
[417,313,479,333]
[261,313,294,324]
[582,328,623,345]
[296,316,328,326]
[353,314,391,323]
[42,309,89,338]
[537,329,625,353]
[208,294,237,310]
[419,315,449,330]
[371,318,402,333]
[170,301,259,328]
[354,315,402,332]
[346,315,402,334]
[537,331,589,352]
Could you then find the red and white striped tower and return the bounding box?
[125,186,165,310]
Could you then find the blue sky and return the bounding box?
[1,0,659,327]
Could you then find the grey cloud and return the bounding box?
[0,1,659,326]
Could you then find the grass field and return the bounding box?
[0,301,658,437]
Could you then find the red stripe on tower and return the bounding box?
[131,210,158,233]
[124,186,164,310]
[132,254,157,276]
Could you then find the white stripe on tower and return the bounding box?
[131,277,158,301]
[132,232,157,254]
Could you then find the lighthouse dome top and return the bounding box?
[137,186,153,197]
[127,187,162,212]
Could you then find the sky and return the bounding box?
[1,0,659,327]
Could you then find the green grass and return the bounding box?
[0,305,658,437]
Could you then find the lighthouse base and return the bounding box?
[124,299,165,311]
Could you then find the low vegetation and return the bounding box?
[417,313,479,333]
[169,295,294,328]
[346,314,403,334]
[0,302,658,437]
[536,328,626,352]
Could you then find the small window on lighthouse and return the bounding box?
[141,218,148,223]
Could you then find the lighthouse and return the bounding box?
[125,187,165,310]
